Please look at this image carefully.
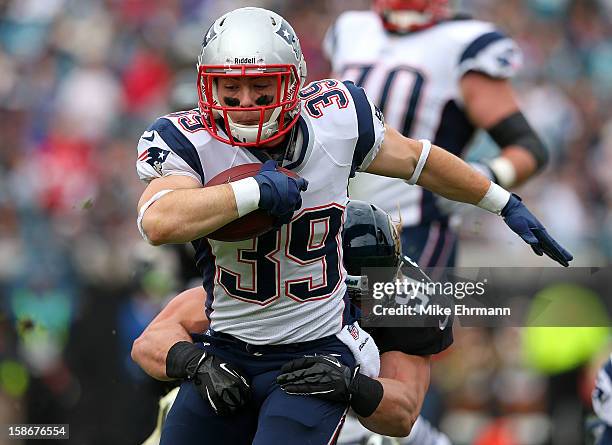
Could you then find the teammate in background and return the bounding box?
[133,201,451,444]
[324,3,548,441]
[135,7,570,444]
[324,0,549,269]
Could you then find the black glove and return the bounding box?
[166,341,250,416]
[276,355,383,417]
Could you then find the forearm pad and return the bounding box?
[487,111,549,170]
[350,373,384,418]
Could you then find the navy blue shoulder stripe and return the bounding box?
[459,31,507,63]
[343,80,375,177]
[148,118,204,182]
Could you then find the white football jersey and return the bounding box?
[324,11,522,226]
[136,79,385,344]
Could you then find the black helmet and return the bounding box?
[342,200,401,276]
[343,202,438,325]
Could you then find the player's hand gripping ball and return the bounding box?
[206,161,308,241]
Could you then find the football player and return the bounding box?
[324,3,548,441]
[133,201,451,443]
[324,0,548,269]
[135,7,570,444]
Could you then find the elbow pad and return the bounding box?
[487,111,549,170]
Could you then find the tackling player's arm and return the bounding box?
[276,350,431,437]
[131,287,209,380]
[135,286,429,435]
[132,288,248,416]
[461,72,547,187]
[358,352,430,436]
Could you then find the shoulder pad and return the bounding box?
[454,21,523,78]
[136,111,207,184]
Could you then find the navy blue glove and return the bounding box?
[502,194,573,267]
[254,160,308,224]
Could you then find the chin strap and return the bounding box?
[279,121,299,163]
[226,106,282,144]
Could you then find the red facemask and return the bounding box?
[197,64,301,147]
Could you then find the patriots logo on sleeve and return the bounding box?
[139,147,170,176]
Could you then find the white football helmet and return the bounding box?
[197,7,308,147]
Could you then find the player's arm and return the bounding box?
[138,160,307,245]
[366,125,490,205]
[365,125,572,266]
[461,72,547,187]
[132,287,249,416]
[357,352,430,437]
[131,287,209,380]
[276,350,430,437]
[138,175,239,245]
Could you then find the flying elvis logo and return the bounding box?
[139,147,170,176]
[275,20,301,59]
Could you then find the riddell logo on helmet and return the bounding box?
[234,57,257,64]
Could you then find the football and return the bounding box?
[205,163,300,242]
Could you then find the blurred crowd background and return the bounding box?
[0,0,611,443]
